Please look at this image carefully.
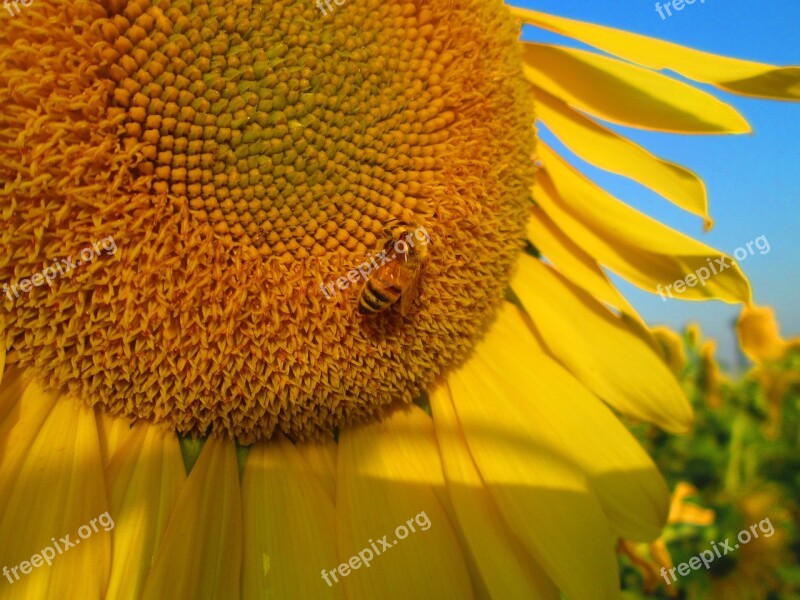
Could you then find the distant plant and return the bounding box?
[618,320,800,599]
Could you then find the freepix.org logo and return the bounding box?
[3,512,115,586]
[660,518,775,585]
[316,0,347,17]
[655,0,706,20]
[656,235,770,301]
[320,511,432,587]
[2,236,117,305]
[4,0,33,17]
[319,225,430,301]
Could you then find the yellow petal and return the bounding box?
[105,424,186,600]
[527,204,637,316]
[430,382,560,599]
[522,43,750,133]
[0,399,110,597]
[96,408,139,467]
[336,407,473,600]
[0,365,30,425]
[469,303,670,542]
[736,304,787,363]
[512,255,693,433]
[241,436,346,600]
[512,7,800,100]
[446,336,621,600]
[0,378,57,518]
[142,437,242,599]
[536,142,751,303]
[534,88,709,222]
[668,482,716,526]
[297,437,338,501]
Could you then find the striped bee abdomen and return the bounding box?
[358,274,401,314]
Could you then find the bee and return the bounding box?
[359,219,430,316]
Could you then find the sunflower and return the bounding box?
[1,1,798,598]
[737,305,800,439]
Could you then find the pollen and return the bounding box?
[0,0,534,442]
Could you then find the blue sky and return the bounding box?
[515,0,800,367]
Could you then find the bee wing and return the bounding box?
[375,257,405,288]
[399,261,425,317]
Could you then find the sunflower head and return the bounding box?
[0,0,535,442]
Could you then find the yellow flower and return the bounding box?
[738,305,800,438]
[700,339,725,409]
[618,482,715,597]
[737,304,790,364]
[1,2,798,598]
